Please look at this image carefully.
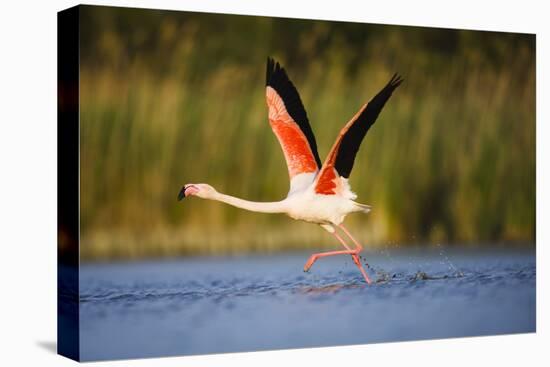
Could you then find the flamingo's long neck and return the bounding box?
[212,192,288,214]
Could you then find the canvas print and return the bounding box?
[58,4,536,362]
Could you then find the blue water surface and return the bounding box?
[79,247,535,361]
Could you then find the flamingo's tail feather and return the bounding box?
[354,202,372,213]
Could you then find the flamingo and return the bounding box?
[179,58,403,284]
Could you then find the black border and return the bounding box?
[57,5,80,361]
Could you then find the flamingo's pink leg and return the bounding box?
[304,249,359,272]
[339,224,362,250]
[303,232,351,272]
[339,224,371,284]
[303,230,371,284]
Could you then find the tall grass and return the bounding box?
[78,6,535,261]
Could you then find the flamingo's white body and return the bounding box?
[180,58,402,284]
[213,177,365,225]
[286,177,367,226]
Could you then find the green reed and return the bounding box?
[78,7,535,260]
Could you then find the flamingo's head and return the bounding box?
[178,183,217,201]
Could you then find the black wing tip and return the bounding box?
[333,72,403,179]
[266,57,274,85]
[266,57,286,87]
[388,73,404,89]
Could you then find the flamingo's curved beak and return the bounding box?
[177,186,187,201]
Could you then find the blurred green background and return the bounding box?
[78,5,535,261]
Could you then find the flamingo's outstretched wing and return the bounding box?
[266,58,321,189]
[315,74,403,195]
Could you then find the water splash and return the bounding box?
[436,243,465,277]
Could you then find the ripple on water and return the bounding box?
[77,250,536,361]
[80,264,534,307]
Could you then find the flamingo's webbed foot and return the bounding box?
[303,255,318,272]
